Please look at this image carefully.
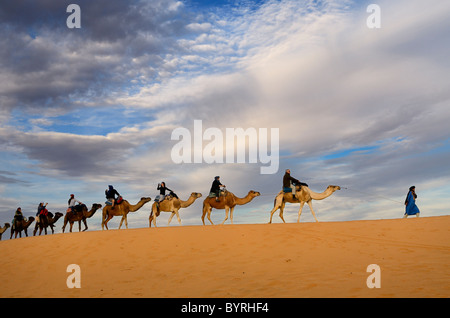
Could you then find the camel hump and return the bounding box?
[73,204,86,212]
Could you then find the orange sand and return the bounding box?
[0,216,448,298]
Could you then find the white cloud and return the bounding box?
[186,22,212,32]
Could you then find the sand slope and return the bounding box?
[0,216,449,298]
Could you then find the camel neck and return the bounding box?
[235,194,254,205]
[180,196,196,208]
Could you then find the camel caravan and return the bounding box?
[2,170,341,240]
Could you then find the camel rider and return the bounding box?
[283,169,308,194]
[156,182,177,202]
[68,194,83,214]
[11,207,23,231]
[105,185,120,209]
[36,202,48,224]
[210,176,226,202]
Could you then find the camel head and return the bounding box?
[54,212,64,219]
[4,223,11,229]
[91,203,102,210]
[248,190,261,198]
[140,197,152,203]
[327,185,341,192]
[191,192,202,198]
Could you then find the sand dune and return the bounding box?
[0,216,448,298]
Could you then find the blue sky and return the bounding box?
[0,0,449,237]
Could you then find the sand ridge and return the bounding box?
[0,216,449,298]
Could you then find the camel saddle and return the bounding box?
[208,189,228,198]
[284,192,299,202]
[105,196,124,206]
[155,194,175,203]
[72,204,86,213]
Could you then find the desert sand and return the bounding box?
[0,215,448,298]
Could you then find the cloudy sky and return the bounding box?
[0,0,449,236]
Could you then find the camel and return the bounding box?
[33,212,64,236]
[102,197,152,230]
[0,223,10,240]
[268,185,341,223]
[62,203,102,233]
[149,192,202,227]
[202,190,261,225]
[10,217,35,239]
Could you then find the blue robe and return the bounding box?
[405,191,420,215]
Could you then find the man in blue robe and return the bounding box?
[404,186,420,218]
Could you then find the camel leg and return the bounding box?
[118,215,128,229]
[202,205,214,225]
[268,205,279,223]
[82,218,88,231]
[103,214,113,230]
[201,205,207,225]
[297,201,305,223]
[168,210,182,226]
[230,206,235,224]
[69,221,74,232]
[62,219,67,233]
[307,201,319,222]
[102,209,110,230]
[206,207,214,225]
[149,209,155,228]
[78,220,82,232]
[278,202,286,223]
[168,212,175,225]
[152,210,158,227]
[201,211,206,225]
[152,215,158,227]
[104,218,110,230]
[221,207,230,225]
[269,195,283,224]
[176,211,182,225]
